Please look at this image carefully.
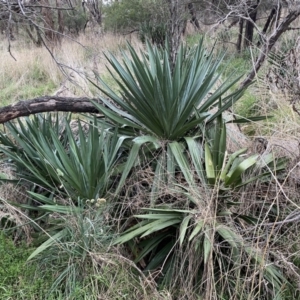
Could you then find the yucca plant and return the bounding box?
[0,114,125,202]
[87,39,290,297]
[114,136,288,298]
[0,114,132,286]
[0,114,128,249]
[90,39,254,197]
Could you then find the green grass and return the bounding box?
[234,90,260,118]
[1,82,56,105]
[0,232,160,300]
[0,61,57,106]
[0,234,52,300]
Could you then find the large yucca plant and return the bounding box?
[91,39,253,196]
[90,40,289,298]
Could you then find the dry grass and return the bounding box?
[0,196,32,242]
[109,145,300,299]
[0,32,143,103]
[0,163,31,242]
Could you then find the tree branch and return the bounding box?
[0,96,101,124]
[241,5,300,88]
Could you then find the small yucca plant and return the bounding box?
[0,114,125,202]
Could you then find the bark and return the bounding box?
[275,3,282,28]
[188,3,200,29]
[0,96,102,124]
[82,0,102,26]
[41,0,55,42]
[25,23,43,47]
[256,6,276,47]
[56,0,64,42]
[262,6,277,35]
[243,1,259,48]
[241,6,300,88]
[237,18,243,52]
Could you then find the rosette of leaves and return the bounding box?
[90,39,257,201]
[0,114,126,267]
[0,114,125,202]
[89,39,288,297]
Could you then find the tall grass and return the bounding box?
[0,32,143,104]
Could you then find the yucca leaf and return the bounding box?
[169,142,195,186]
[134,213,180,220]
[234,214,259,225]
[37,205,83,214]
[244,246,286,292]
[113,220,155,245]
[228,116,272,123]
[27,192,56,205]
[225,154,259,186]
[150,154,166,205]
[185,137,206,184]
[166,144,175,186]
[212,108,222,169]
[118,219,150,234]
[145,240,174,271]
[217,225,243,249]
[141,208,191,213]
[218,120,227,171]
[205,143,215,184]
[203,232,212,264]
[141,218,182,237]
[189,220,204,241]
[220,148,247,181]
[113,216,179,245]
[115,135,161,194]
[134,232,168,263]
[27,229,68,261]
[91,100,144,131]
[179,215,192,246]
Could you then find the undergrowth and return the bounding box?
[1,25,300,300]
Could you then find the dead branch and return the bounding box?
[0,96,102,124]
[241,5,300,88]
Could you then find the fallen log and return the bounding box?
[0,96,101,123]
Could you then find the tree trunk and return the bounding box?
[262,6,277,35]
[83,0,102,27]
[26,22,43,47]
[243,1,259,48]
[0,96,101,124]
[257,6,278,47]
[241,5,300,88]
[41,0,55,42]
[237,18,244,52]
[56,0,64,43]
[188,3,200,29]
